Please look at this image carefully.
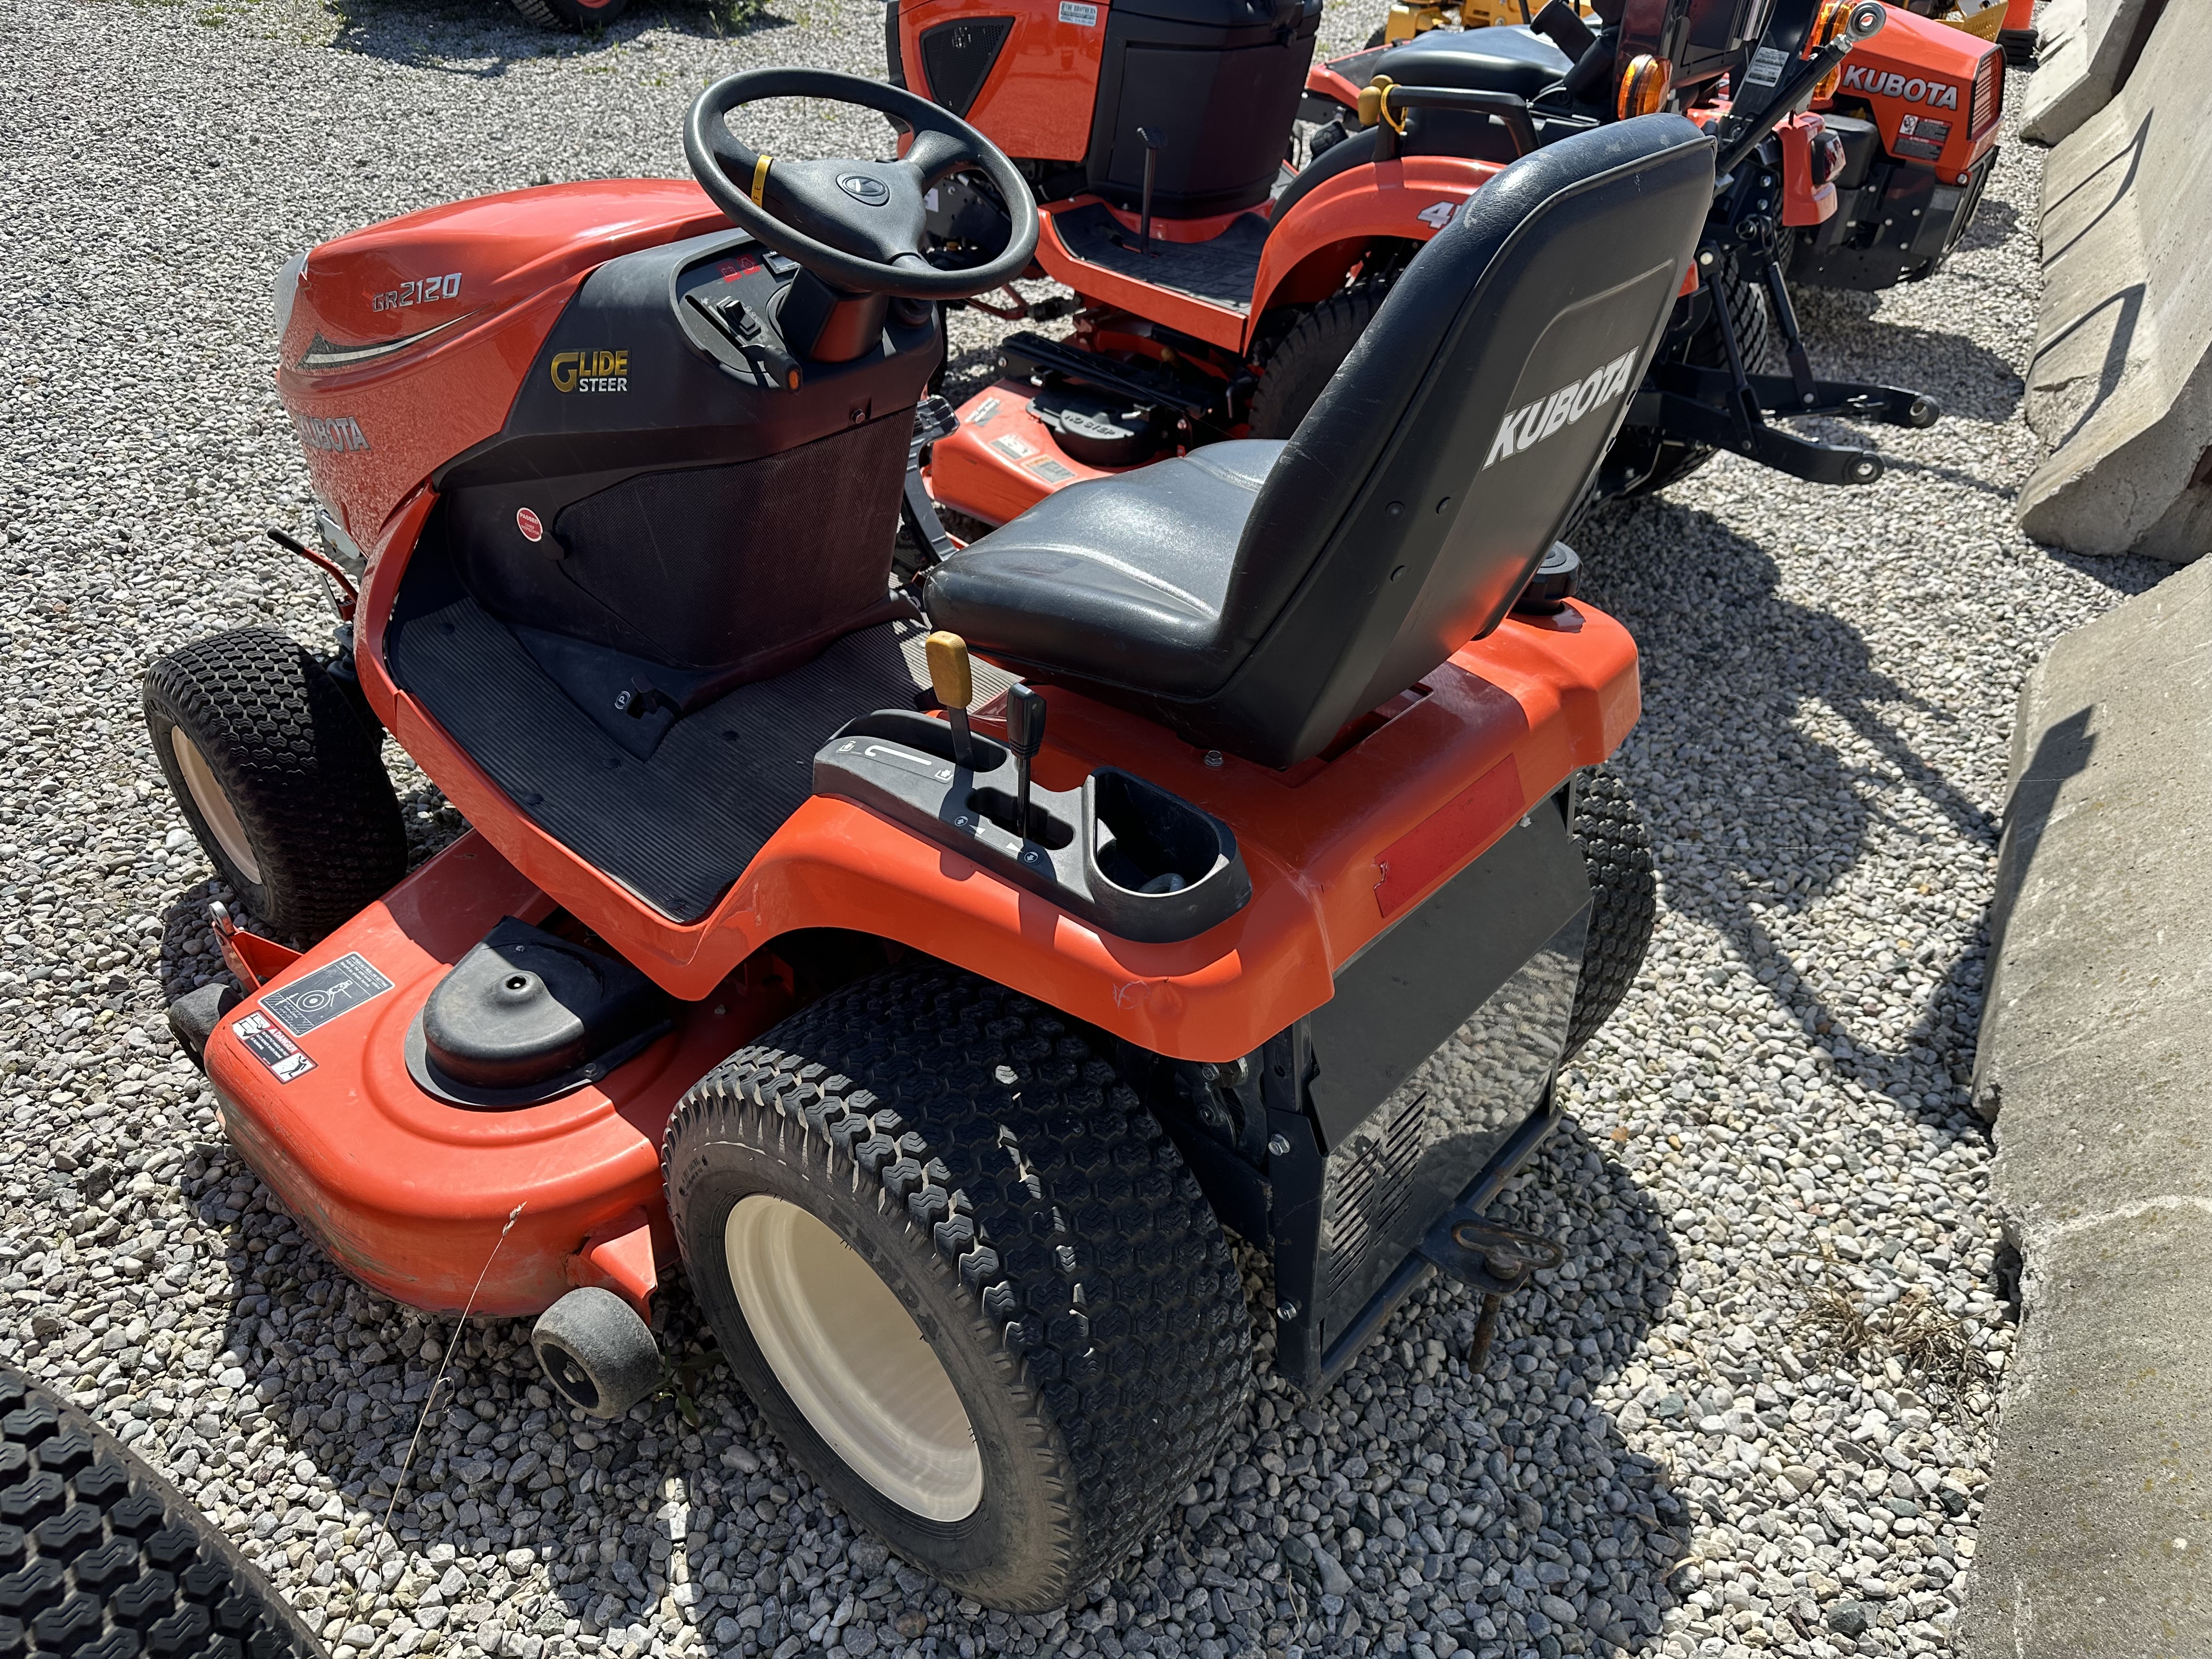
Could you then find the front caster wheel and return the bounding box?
[532,1286,662,1419]
[664,963,1252,1611]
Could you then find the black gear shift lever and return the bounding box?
[1005,682,1046,839]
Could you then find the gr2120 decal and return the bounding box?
[373,273,462,312]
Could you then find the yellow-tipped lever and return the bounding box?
[926,630,978,770]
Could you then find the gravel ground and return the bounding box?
[0,5,2176,1659]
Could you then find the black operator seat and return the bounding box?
[921,115,1715,769]
[1370,24,1575,98]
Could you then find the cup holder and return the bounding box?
[814,718,1252,943]
[1090,770,1222,894]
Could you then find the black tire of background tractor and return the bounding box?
[1248,279,1393,439]
[1564,765,1657,1060]
[509,0,630,26]
[663,963,1252,1611]
[1365,24,1388,46]
[0,1367,326,1659]
[144,628,407,946]
[1606,257,1778,499]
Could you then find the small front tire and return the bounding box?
[664,963,1251,1610]
[143,627,406,944]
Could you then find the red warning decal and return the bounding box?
[516,507,544,542]
[230,1011,317,1084]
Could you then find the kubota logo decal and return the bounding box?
[1839,65,1960,109]
[1483,350,1639,469]
[292,413,370,453]
[551,348,630,393]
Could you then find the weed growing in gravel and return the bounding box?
[1796,1269,1987,1398]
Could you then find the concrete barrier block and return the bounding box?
[1963,557,2212,1656]
[2017,0,2155,145]
[2018,0,2212,562]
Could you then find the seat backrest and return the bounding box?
[1203,114,1712,766]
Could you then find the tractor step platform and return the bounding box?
[1047,202,1267,315]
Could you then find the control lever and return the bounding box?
[1137,127,1165,257]
[925,631,978,769]
[1005,682,1047,838]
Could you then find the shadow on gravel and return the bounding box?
[1792,291,2025,424]
[171,1070,1685,1656]
[1572,497,1997,1150]
[323,0,793,66]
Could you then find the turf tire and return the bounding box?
[143,628,406,945]
[663,962,1252,1610]
[1564,765,1657,1059]
[0,1367,326,1658]
[1607,255,1777,499]
[1247,279,1393,439]
[509,0,630,26]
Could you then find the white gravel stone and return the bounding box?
[0,3,2156,1659]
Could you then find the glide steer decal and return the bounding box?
[1482,349,1639,469]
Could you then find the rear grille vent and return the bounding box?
[1322,1089,1429,1297]
[1970,50,2002,140]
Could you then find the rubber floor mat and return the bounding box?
[388,586,931,924]
[1052,202,1267,314]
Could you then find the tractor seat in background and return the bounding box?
[1369,24,1575,98]
[921,116,1715,770]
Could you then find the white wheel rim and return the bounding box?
[171,729,262,884]
[724,1194,983,1521]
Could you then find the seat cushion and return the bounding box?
[1371,25,1574,100]
[924,442,1284,697]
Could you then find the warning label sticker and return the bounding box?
[1029,457,1077,484]
[231,1011,317,1084]
[261,951,395,1037]
[1743,45,1788,87]
[991,433,1038,461]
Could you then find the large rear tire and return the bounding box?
[143,628,406,944]
[1247,279,1394,439]
[1564,765,1657,1059]
[0,1367,326,1658]
[663,963,1251,1611]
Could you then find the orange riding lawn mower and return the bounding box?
[892,0,2004,540]
[145,57,1723,1607]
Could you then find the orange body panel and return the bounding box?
[927,377,1112,525]
[203,833,793,1316]
[1818,5,2002,182]
[1778,112,1841,227]
[352,496,1638,1059]
[1030,155,1501,354]
[275,182,728,548]
[899,0,1110,161]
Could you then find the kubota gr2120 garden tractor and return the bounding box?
[148,69,1706,1609]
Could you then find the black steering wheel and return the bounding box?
[685,68,1040,301]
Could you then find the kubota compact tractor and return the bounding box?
[894,0,1938,539]
[147,64,1711,1608]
